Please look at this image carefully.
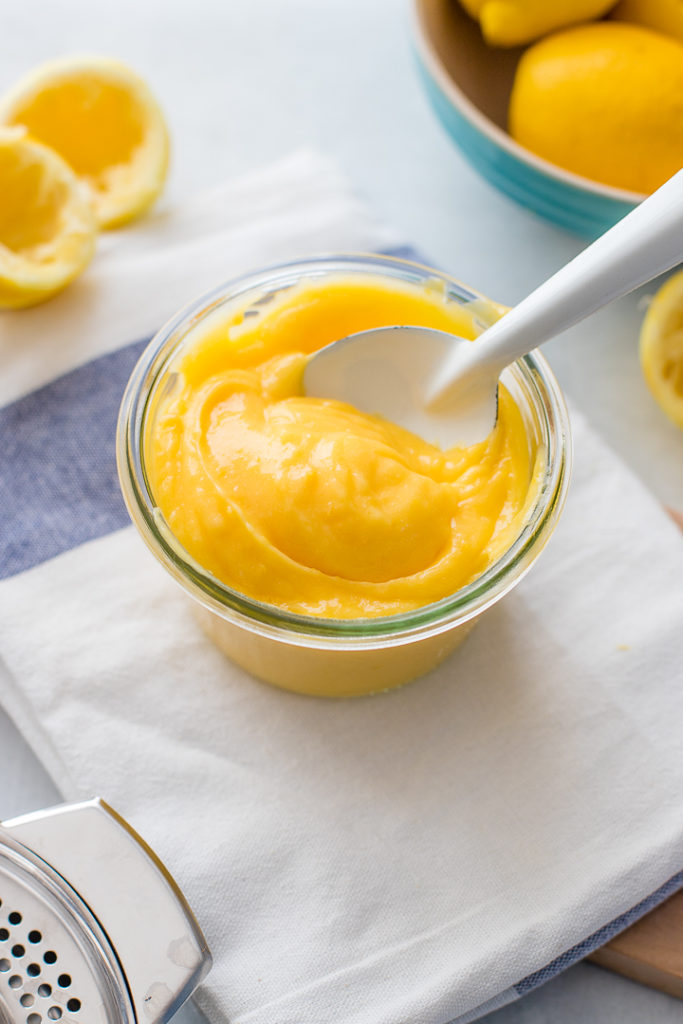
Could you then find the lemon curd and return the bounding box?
[146,273,540,621]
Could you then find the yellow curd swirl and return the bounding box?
[147,274,538,619]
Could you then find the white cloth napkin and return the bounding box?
[2,149,683,1024]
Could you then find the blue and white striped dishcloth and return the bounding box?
[2,149,683,1024]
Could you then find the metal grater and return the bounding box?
[0,799,211,1024]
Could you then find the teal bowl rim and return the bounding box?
[411,1,646,212]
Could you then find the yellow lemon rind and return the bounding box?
[508,22,683,195]
[476,0,619,47]
[610,0,683,44]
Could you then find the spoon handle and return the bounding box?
[431,169,683,403]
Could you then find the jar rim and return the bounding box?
[116,253,572,648]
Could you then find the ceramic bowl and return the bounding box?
[413,0,644,238]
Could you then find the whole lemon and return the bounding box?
[509,22,683,194]
[610,0,683,43]
[458,0,618,47]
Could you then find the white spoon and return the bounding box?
[304,170,683,448]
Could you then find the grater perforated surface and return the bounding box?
[0,837,134,1024]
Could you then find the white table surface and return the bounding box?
[2,1,682,1022]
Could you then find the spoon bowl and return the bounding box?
[305,170,683,448]
[304,324,500,448]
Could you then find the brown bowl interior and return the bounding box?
[415,0,525,131]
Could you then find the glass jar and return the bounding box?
[117,254,571,697]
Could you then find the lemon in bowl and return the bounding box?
[509,22,683,197]
[459,0,618,47]
[610,0,683,42]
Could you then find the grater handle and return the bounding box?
[3,799,212,1024]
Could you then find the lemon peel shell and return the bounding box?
[639,270,683,430]
[0,126,97,309]
[0,55,170,229]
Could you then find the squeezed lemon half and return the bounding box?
[640,271,683,430]
[0,56,170,229]
[0,126,97,309]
